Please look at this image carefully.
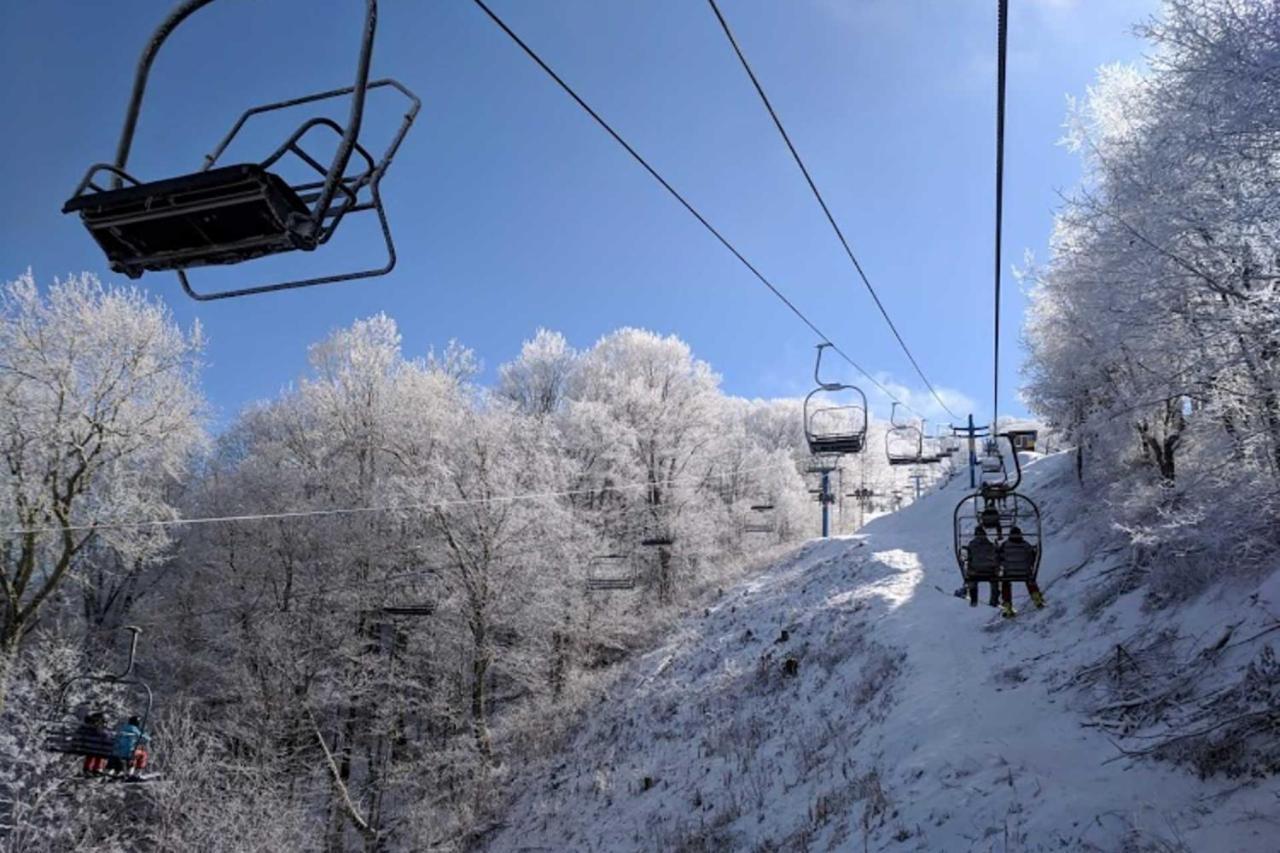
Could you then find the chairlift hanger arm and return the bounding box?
[1001,432,1023,491]
[113,0,377,225]
[54,626,154,734]
[813,342,840,389]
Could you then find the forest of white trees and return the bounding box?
[0,271,946,850]
[1024,0,1280,602]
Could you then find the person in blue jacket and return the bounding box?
[108,716,150,778]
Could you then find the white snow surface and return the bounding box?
[486,451,1280,852]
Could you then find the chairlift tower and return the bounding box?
[949,415,991,490]
[806,457,839,538]
[908,468,926,501]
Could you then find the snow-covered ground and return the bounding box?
[485,450,1280,852]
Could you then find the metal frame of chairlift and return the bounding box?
[44,626,153,766]
[803,344,868,457]
[62,0,421,301]
[917,426,946,465]
[885,403,924,466]
[585,553,637,592]
[919,423,953,463]
[952,433,1043,587]
[980,436,1007,477]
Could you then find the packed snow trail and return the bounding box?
[485,451,1279,852]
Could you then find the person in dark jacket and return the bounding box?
[997,526,1044,617]
[76,711,111,776]
[964,526,1000,607]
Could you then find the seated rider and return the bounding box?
[76,711,111,776]
[996,525,1045,618]
[109,716,150,778]
[964,525,1000,608]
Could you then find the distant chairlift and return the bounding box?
[585,553,637,592]
[885,403,924,466]
[62,0,420,300]
[980,437,1006,476]
[804,344,868,457]
[918,427,946,465]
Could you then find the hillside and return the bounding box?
[484,451,1280,852]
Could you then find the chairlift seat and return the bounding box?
[749,504,775,512]
[808,435,865,455]
[585,576,637,591]
[63,164,313,279]
[382,603,436,617]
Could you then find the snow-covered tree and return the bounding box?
[0,272,204,707]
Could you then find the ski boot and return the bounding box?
[1031,590,1046,609]
[1000,602,1017,619]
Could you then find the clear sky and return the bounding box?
[0,0,1158,428]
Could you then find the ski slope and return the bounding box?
[485,451,1280,852]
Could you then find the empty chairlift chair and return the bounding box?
[62,0,420,300]
[803,344,868,457]
[586,554,637,592]
[885,404,924,466]
[918,431,946,465]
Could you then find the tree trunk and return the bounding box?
[0,629,20,714]
[471,618,493,762]
[657,548,674,605]
[549,612,570,701]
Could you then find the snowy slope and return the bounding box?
[485,451,1280,852]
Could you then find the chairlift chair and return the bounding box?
[803,344,868,457]
[884,402,922,466]
[585,554,637,592]
[886,426,923,466]
[952,434,1043,587]
[980,437,1006,475]
[44,627,154,776]
[62,0,421,301]
[918,437,946,465]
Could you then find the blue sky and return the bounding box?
[1,0,1158,428]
